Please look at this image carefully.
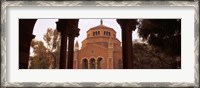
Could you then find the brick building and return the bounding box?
[73,20,122,69]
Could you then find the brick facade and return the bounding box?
[73,20,122,69]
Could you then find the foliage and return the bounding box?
[43,28,61,69]
[132,42,180,69]
[29,28,61,69]
[29,40,49,69]
[138,19,181,56]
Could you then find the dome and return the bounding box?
[81,19,121,49]
[88,25,116,33]
[86,20,116,39]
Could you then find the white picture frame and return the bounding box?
[1,1,199,87]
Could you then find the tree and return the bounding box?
[29,28,61,69]
[43,28,61,69]
[29,39,49,69]
[132,42,179,69]
[138,19,181,56]
[135,19,181,68]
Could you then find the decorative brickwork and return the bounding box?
[73,20,122,69]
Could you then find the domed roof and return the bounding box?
[87,20,116,33]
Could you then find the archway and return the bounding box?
[97,58,103,69]
[89,58,96,69]
[19,19,80,69]
[19,19,37,69]
[82,58,88,69]
[19,19,137,69]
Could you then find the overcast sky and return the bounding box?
[33,19,140,47]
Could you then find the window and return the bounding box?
[82,59,88,69]
[89,58,96,69]
[97,58,103,69]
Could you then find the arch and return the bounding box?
[82,58,88,69]
[19,19,137,69]
[97,57,103,69]
[98,31,100,35]
[93,32,95,36]
[96,31,98,36]
[89,58,96,69]
[19,19,80,69]
[19,19,37,69]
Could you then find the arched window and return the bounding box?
[98,31,100,35]
[104,31,106,35]
[89,58,96,69]
[108,32,110,36]
[82,59,88,69]
[97,58,103,69]
[106,31,108,36]
[95,31,98,36]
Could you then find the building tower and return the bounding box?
[73,40,79,68]
[74,41,79,51]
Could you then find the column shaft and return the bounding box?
[122,28,133,69]
[59,33,67,69]
[67,36,75,69]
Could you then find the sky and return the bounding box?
[33,19,140,47]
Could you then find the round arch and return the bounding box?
[97,57,104,69]
[89,58,96,69]
[82,58,88,69]
[19,19,80,69]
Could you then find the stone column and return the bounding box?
[95,61,98,69]
[88,61,90,69]
[66,20,80,69]
[67,36,75,69]
[59,33,68,69]
[121,26,133,69]
[117,19,138,69]
[57,19,79,69]
[19,19,37,69]
[56,20,68,69]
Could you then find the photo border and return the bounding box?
[1,0,199,87]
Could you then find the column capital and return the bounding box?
[117,19,138,31]
[56,19,80,36]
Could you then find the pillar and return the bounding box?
[67,36,75,69]
[19,19,37,69]
[66,20,80,69]
[59,32,67,69]
[88,61,90,69]
[121,26,133,69]
[117,19,138,69]
[56,19,68,69]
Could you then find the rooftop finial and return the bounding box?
[100,19,103,25]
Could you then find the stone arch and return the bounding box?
[82,58,88,69]
[19,19,80,69]
[89,58,96,69]
[98,31,100,35]
[97,57,104,69]
[19,19,37,69]
[19,19,137,69]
